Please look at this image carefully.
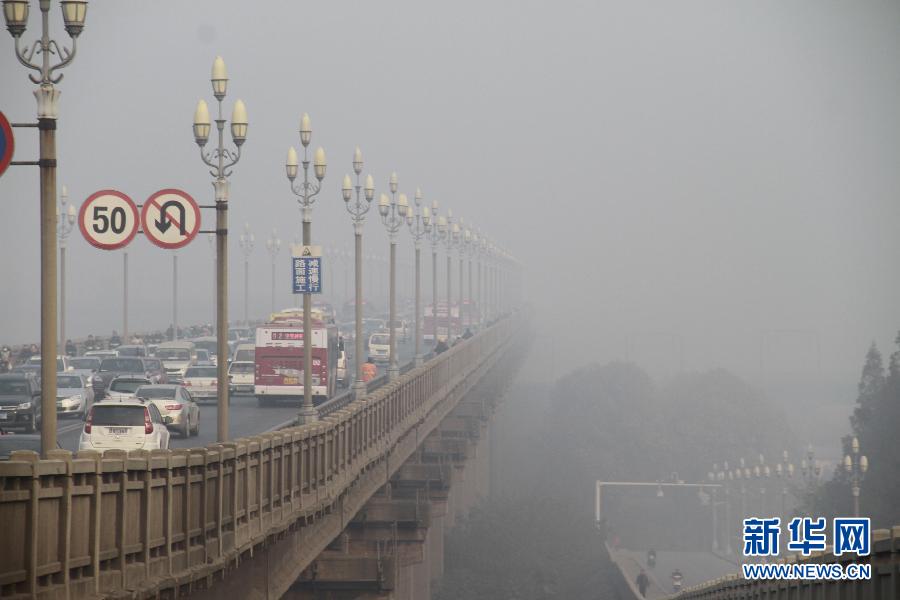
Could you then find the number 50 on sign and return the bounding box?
[78,189,140,250]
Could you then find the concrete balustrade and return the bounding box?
[0,315,518,600]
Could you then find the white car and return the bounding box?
[134,384,200,438]
[26,355,73,372]
[104,376,150,402]
[78,399,171,452]
[368,331,390,363]
[182,366,219,403]
[55,372,94,418]
[228,361,254,395]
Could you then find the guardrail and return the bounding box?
[672,526,900,600]
[606,526,900,600]
[0,314,518,600]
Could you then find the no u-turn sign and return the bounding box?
[141,188,201,249]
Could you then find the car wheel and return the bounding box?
[181,421,190,438]
[191,415,199,436]
[25,411,36,434]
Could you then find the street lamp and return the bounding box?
[378,178,408,380]
[4,0,88,457]
[239,222,254,325]
[285,113,326,424]
[56,184,75,348]
[265,228,281,315]
[406,187,429,366]
[455,219,464,334]
[342,147,375,398]
[443,212,458,340]
[193,55,248,442]
[844,436,868,518]
[207,233,215,332]
[423,200,443,347]
[775,450,794,533]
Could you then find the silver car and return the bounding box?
[134,384,200,438]
[55,372,94,418]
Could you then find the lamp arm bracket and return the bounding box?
[14,38,43,77]
[47,38,77,82]
[223,145,242,169]
[200,148,218,170]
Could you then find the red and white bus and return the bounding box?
[254,309,340,407]
[423,302,458,343]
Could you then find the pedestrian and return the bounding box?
[636,569,649,598]
[65,339,76,357]
[434,338,449,355]
[362,357,377,382]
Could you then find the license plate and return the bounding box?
[107,427,129,435]
[0,412,7,420]
[284,377,298,385]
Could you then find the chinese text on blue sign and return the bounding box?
[293,256,323,294]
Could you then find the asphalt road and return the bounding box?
[54,336,420,452]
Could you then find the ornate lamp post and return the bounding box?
[341,148,375,397]
[844,436,868,518]
[207,233,215,331]
[4,0,88,456]
[775,450,794,542]
[285,113,327,424]
[378,177,408,380]
[238,222,254,325]
[442,212,457,339]
[56,184,75,347]
[424,201,444,346]
[265,228,281,315]
[192,55,248,442]
[406,188,429,366]
[456,219,464,334]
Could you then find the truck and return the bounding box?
[254,308,339,407]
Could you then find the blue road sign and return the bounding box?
[292,245,323,294]
[0,111,14,179]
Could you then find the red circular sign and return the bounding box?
[0,111,14,179]
[78,189,140,250]
[141,188,201,249]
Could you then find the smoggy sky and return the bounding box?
[2,1,900,401]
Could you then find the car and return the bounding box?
[0,373,42,433]
[12,364,42,380]
[182,365,219,403]
[55,372,94,418]
[194,349,215,366]
[78,398,171,452]
[190,336,219,365]
[228,360,254,395]
[336,338,348,387]
[68,356,101,378]
[141,357,168,384]
[134,384,199,438]
[96,357,156,396]
[368,331,391,363]
[232,342,254,363]
[105,376,151,402]
[116,344,147,358]
[26,354,73,372]
[388,319,410,342]
[0,433,43,459]
[155,341,196,382]
[84,349,118,360]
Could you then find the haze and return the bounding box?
[3,1,900,449]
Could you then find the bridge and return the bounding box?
[0,313,528,600]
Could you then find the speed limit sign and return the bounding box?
[78,189,140,250]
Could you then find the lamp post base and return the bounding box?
[298,405,319,425]
[414,354,423,367]
[388,364,400,380]
[352,380,367,400]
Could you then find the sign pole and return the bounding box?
[39,111,58,456]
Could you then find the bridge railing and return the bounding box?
[656,526,900,600]
[0,314,518,600]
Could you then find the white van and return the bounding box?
[368,331,390,363]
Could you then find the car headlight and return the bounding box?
[66,394,84,404]
[18,402,32,410]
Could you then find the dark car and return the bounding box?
[96,357,159,397]
[0,373,42,433]
[0,433,43,459]
[116,345,147,358]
